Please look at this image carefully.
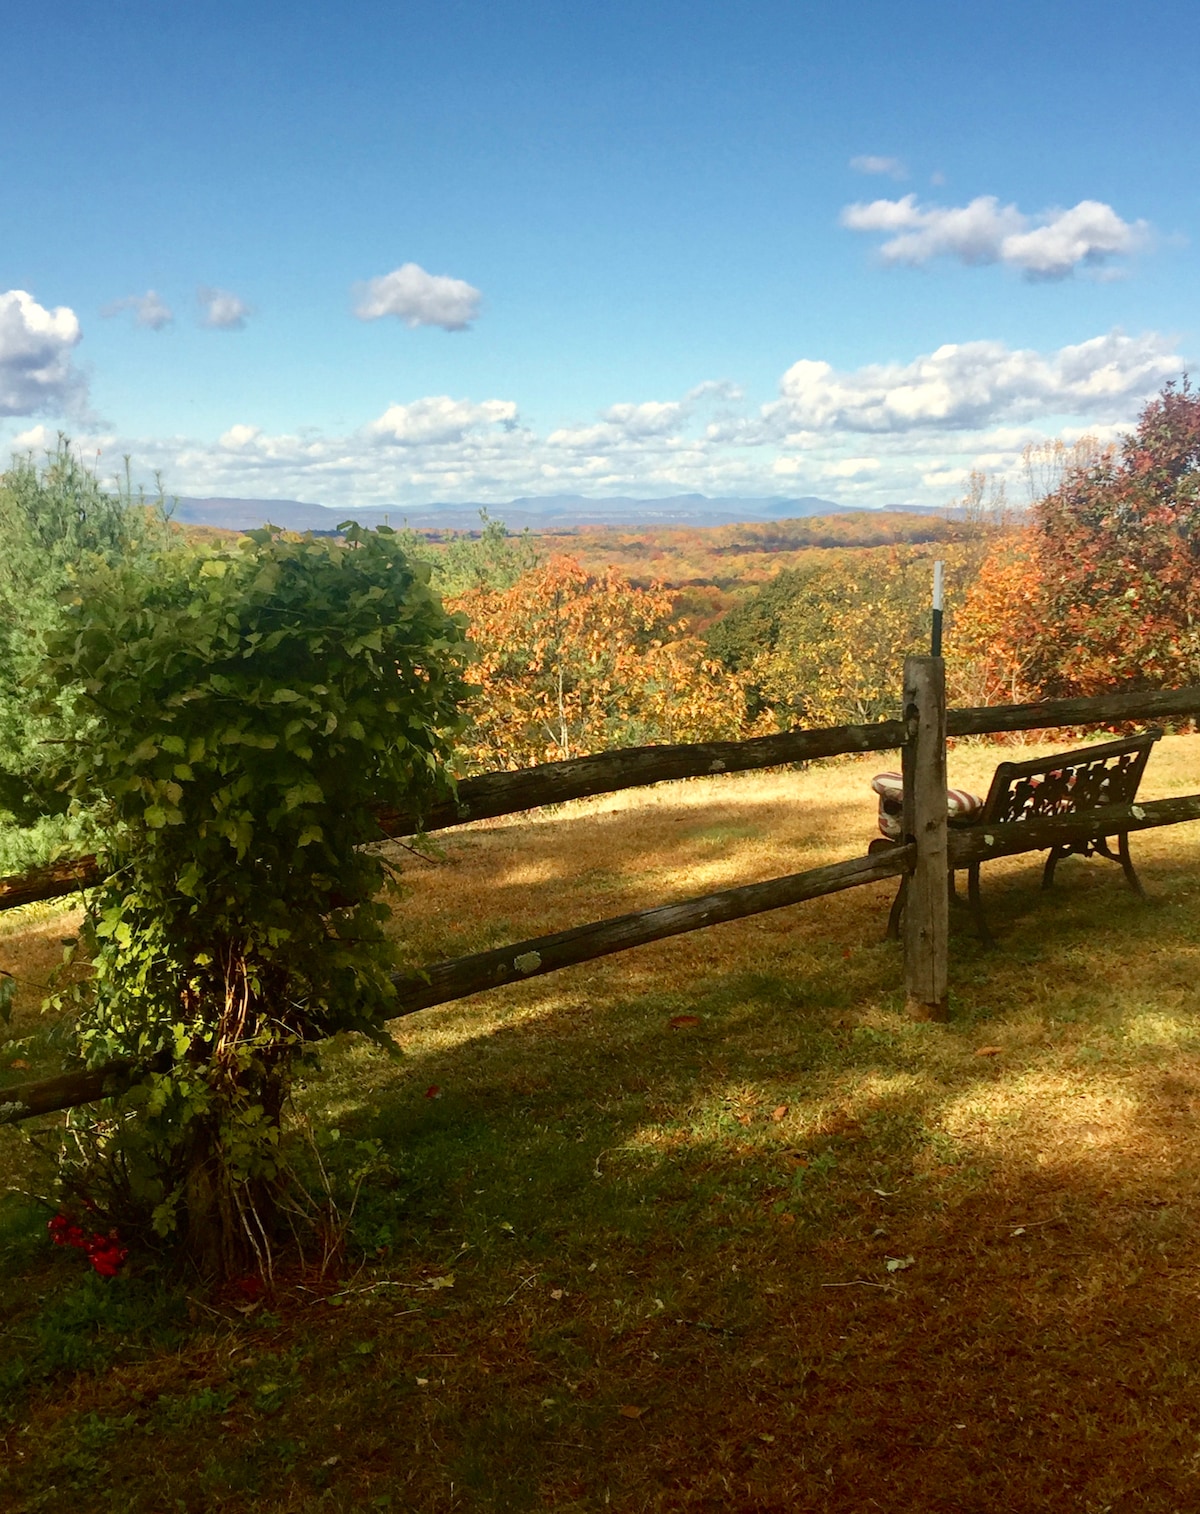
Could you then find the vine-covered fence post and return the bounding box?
[902,654,949,1020]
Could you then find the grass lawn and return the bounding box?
[2,733,1199,1512]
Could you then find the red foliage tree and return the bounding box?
[1024,381,1200,696]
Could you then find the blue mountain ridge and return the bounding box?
[170,493,934,533]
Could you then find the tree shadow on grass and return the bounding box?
[3,817,1199,1514]
[289,868,1200,1513]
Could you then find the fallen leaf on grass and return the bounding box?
[424,1275,455,1290]
[619,1405,645,1419]
[975,1047,1003,1058]
[550,1288,565,1300]
[669,1014,701,1029]
[424,1084,442,1098]
[783,1152,809,1170]
[771,1105,789,1122]
[7,1059,28,1071]
[736,1113,753,1127]
[885,1256,915,1272]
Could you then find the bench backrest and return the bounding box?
[980,729,1162,827]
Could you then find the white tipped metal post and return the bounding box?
[931,559,944,658]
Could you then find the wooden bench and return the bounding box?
[873,728,1163,943]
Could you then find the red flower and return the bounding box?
[86,1232,128,1277]
[49,1212,127,1275]
[48,1212,88,1250]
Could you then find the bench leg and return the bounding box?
[889,867,990,942]
[967,863,994,945]
[886,876,907,941]
[1091,833,1148,898]
[1042,844,1068,890]
[1117,832,1147,898]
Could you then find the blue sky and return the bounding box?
[2,0,1196,511]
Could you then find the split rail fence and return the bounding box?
[3,668,1200,1124]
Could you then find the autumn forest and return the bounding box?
[405,383,1200,775]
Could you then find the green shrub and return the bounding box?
[43,525,470,1278]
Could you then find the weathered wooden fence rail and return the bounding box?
[2,678,1199,1122]
[0,848,917,1123]
[5,681,1200,913]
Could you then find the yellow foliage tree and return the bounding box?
[752,544,978,728]
[449,555,763,770]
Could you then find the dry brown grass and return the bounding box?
[1,733,1199,1512]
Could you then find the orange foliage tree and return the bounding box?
[950,529,1045,707]
[449,555,763,770]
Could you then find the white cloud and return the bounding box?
[850,155,907,179]
[354,263,482,331]
[102,290,173,330]
[0,289,88,418]
[821,457,881,478]
[549,401,688,452]
[8,327,1184,515]
[547,386,749,455]
[9,423,57,451]
[840,193,1150,279]
[364,396,517,446]
[765,331,1181,434]
[198,286,253,330]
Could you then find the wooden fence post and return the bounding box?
[902,654,949,1020]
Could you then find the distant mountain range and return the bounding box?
[169,492,935,534]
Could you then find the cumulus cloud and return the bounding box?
[0,289,88,418]
[198,286,253,330]
[821,457,881,478]
[765,330,1181,435]
[101,290,173,330]
[354,263,482,331]
[550,401,687,452]
[840,193,1150,279]
[364,396,518,446]
[850,155,907,179]
[11,326,1184,516]
[546,384,750,455]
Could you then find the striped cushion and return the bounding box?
[871,772,984,839]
